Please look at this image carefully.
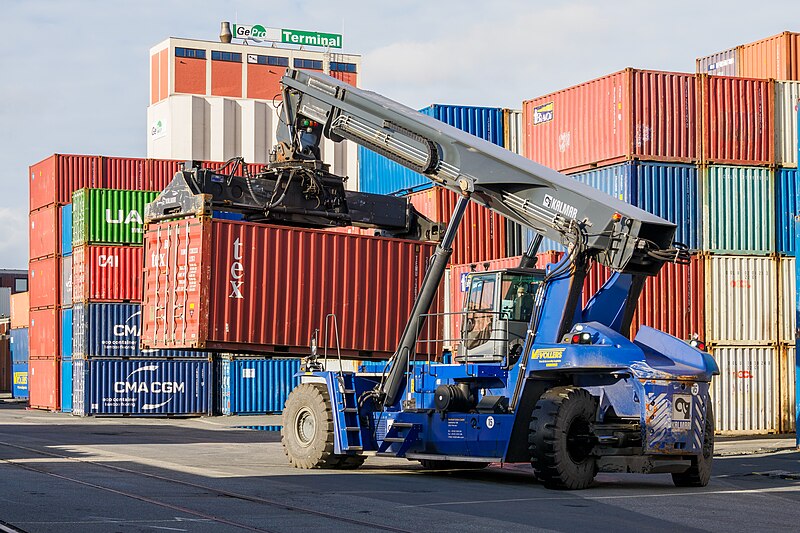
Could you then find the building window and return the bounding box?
[211,51,242,62]
[248,55,289,67]
[294,58,323,70]
[175,47,206,59]
[330,62,357,73]
[15,278,27,292]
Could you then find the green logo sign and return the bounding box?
[281,28,342,49]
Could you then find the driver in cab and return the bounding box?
[512,285,534,322]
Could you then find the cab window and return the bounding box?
[466,275,496,312]
[500,273,541,323]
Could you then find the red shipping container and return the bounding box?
[148,158,185,192]
[72,245,144,303]
[29,357,59,411]
[701,76,774,165]
[29,154,102,211]
[105,157,147,191]
[29,307,59,358]
[29,257,59,309]
[738,31,800,81]
[447,252,563,344]
[523,69,697,173]
[29,206,59,260]
[582,254,705,341]
[407,187,506,265]
[142,218,441,358]
[10,292,30,328]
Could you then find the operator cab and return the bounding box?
[457,267,545,364]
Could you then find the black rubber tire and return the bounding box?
[418,459,490,470]
[281,383,341,469]
[673,401,714,487]
[529,386,598,490]
[337,455,367,469]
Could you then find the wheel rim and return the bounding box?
[295,406,316,447]
[566,417,593,463]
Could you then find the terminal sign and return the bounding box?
[232,23,342,49]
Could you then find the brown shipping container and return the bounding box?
[407,188,506,265]
[582,255,705,341]
[10,292,29,328]
[523,69,697,173]
[29,257,59,310]
[29,307,58,359]
[738,31,800,81]
[72,245,144,303]
[701,76,774,165]
[142,218,441,358]
[29,357,59,411]
[29,206,59,260]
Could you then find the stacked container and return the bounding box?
[68,188,211,417]
[9,293,30,399]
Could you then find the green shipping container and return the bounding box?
[702,165,774,255]
[72,188,158,246]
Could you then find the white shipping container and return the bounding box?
[780,343,796,433]
[706,255,778,344]
[711,345,779,434]
[0,287,10,318]
[503,109,524,156]
[775,81,800,167]
[779,256,796,343]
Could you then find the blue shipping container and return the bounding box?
[73,303,200,358]
[72,358,212,416]
[61,204,73,256]
[358,105,505,195]
[218,358,300,415]
[61,359,73,413]
[12,362,28,399]
[569,161,700,250]
[61,308,73,360]
[10,328,29,364]
[776,168,797,255]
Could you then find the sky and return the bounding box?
[0,0,796,269]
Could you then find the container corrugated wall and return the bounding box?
[706,255,777,344]
[61,308,73,360]
[407,187,506,265]
[72,189,157,246]
[72,245,144,303]
[738,32,800,81]
[10,328,29,363]
[29,206,59,260]
[779,257,795,343]
[29,154,102,211]
[61,256,72,306]
[142,218,440,358]
[60,359,73,413]
[696,48,739,76]
[502,109,524,155]
[358,105,504,195]
[635,162,700,251]
[29,357,58,410]
[776,168,797,255]
[61,204,72,256]
[73,303,199,358]
[775,81,800,167]
[701,76,774,165]
[29,307,58,358]
[73,359,211,416]
[29,257,58,310]
[702,165,774,254]
[568,162,634,202]
[781,343,796,433]
[218,358,300,415]
[523,69,697,173]
[712,345,779,434]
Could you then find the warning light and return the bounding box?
[611,212,623,222]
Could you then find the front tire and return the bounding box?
[672,401,714,487]
[529,386,598,490]
[281,383,341,469]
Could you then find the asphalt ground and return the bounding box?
[1,402,799,532]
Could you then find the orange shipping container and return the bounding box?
[29,357,59,411]
[29,206,59,260]
[407,188,506,265]
[29,307,58,359]
[738,31,800,81]
[29,257,59,310]
[142,217,441,359]
[523,69,697,173]
[10,292,29,329]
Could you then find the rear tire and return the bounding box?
[673,401,714,487]
[281,383,341,469]
[418,459,490,470]
[529,386,598,490]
